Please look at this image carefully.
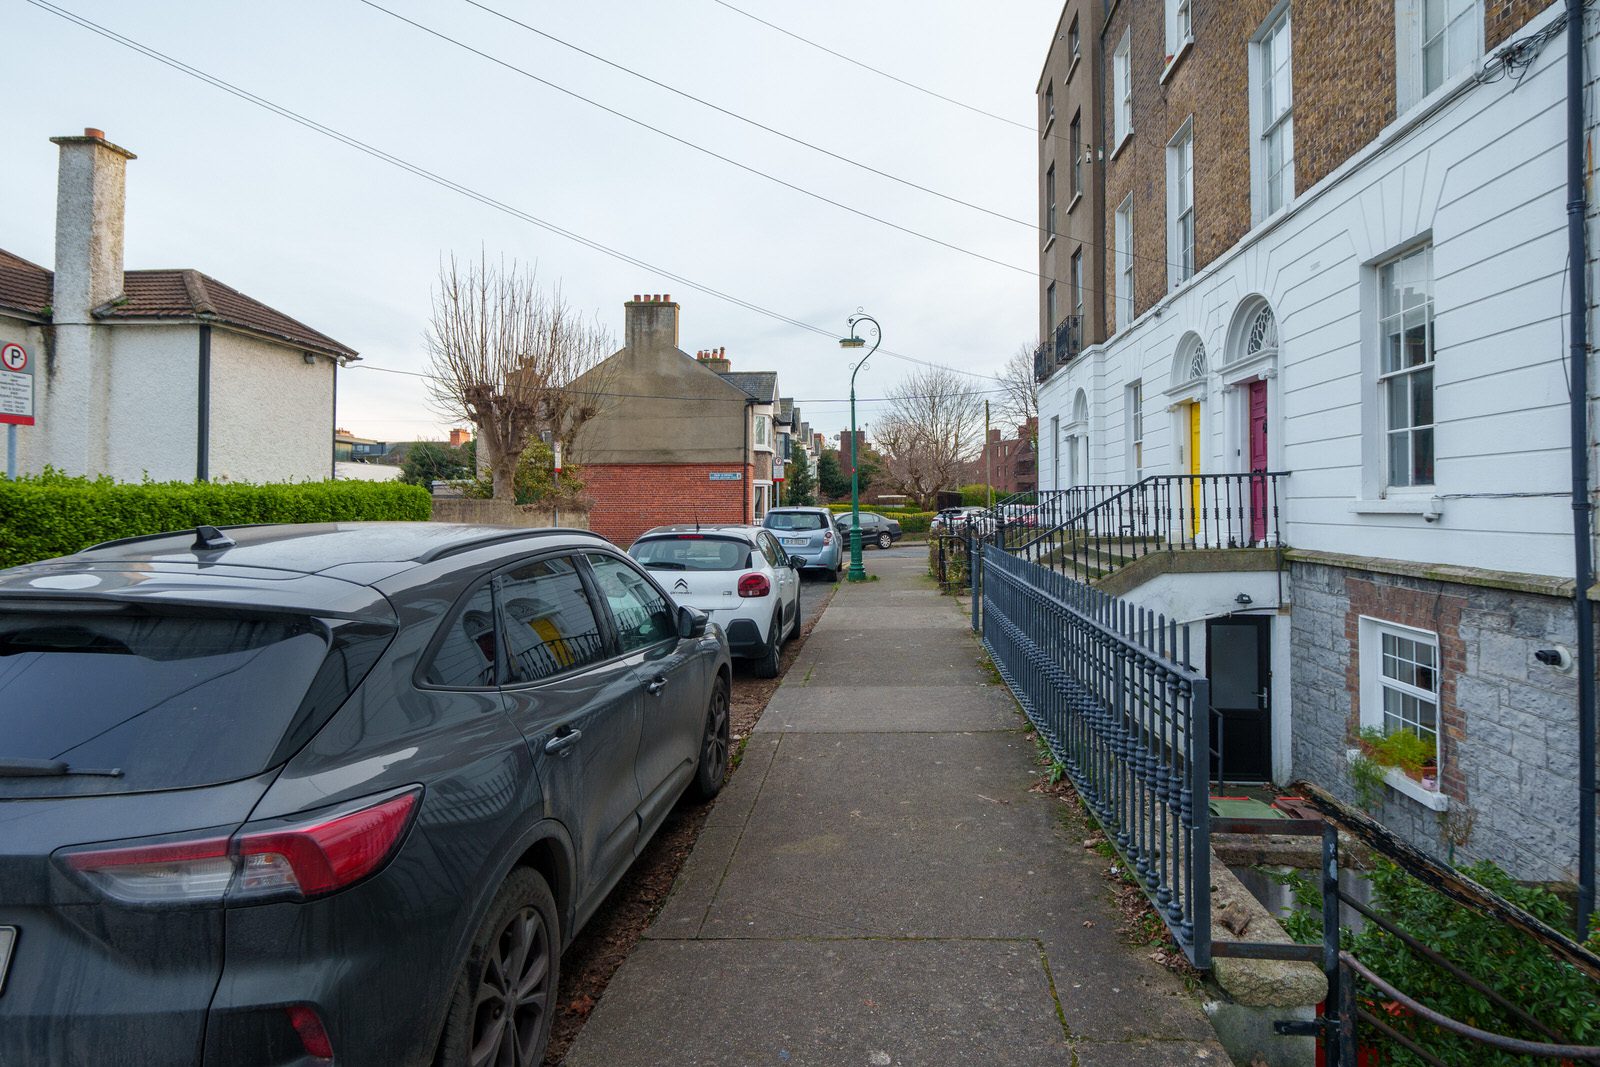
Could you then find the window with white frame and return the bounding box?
[1378,245,1435,487]
[1398,0,1481,110]
[1166,0,1192,60]
[1113,32,1133,145]
[1070,113,1083,199]
[1045,82,1054,128]
[1253,6,1294,218]
[1046,165,1057,241]
[1127,381,1144,479]
[1359,617,1440,764]
[1114,195,1134,328]
[1167,122,1195,287]
[1069,16,1081,66]
[755,413,769,446]
[1071,249,1084,326]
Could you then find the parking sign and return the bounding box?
[0,342,35,426]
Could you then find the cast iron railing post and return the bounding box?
[1190,675,1212,968]
[1322,822,1343,1066]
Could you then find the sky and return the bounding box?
[4,0,1057,445]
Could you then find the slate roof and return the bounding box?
[717,370,778,402]
[0,247,357,360]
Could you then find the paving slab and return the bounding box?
[754,683,1019,733]
[565,554,1229,1066]
[699,730,1095,940]
[563,938,1071,1067]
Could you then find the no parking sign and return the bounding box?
[0,342,34,426]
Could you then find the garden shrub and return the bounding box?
[0,470,432,568]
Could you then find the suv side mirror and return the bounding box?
[677,605,709,639]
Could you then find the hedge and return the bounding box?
[0,472,433,569]
[821,505,937,534]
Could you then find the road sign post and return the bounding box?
[0,342,35,480]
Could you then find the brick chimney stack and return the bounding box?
[696,345,731,374]
[624,292,679,352]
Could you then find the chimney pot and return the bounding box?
[663,293,671,302]
[83,127,105,140]
[633,294,642,302]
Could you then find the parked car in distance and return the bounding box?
[995,503,1039,528]
[630,524,801,677]
[931,506,992,534]
[762,506,843,581]
[834,511,903,549]
[0,522,732,1067]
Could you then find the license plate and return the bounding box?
[782,537,807,547]
[0,927,14,996]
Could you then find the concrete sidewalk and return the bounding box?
[566,552,1229,1066]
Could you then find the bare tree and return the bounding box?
[426,254,613,499]
[873,367,985,509]
[998,341,1041,435]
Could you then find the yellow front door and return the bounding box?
[1187,401,1202,537]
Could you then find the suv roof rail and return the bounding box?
[82,523,269,554]
[417,527,608,564]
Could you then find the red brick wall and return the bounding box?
[583,462,753,547]
[1343,577,1469,804]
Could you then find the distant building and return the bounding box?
[0,129,357,483]
[567,296,780,546]
[448,427,472,448]
[975,419,1038,496]
[334,428,387,463]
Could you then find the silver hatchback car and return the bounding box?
[762,507,842,582]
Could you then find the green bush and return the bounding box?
[0,470,432,569]
[959,484,993,507]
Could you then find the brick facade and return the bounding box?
[583,462,752,548]
[1099,0,1554,329]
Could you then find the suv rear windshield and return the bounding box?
[765,512,825,532]
[0,604,392,796]
[631,537,752,571]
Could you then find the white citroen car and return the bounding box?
[629,525,802,677]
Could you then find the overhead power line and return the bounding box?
[358,0,1180,300]
[23,0,1009,385]
[707,0,1034,132]
[455,0,1183,276]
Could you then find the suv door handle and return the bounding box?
[544,728,582,755]
[645,676,667,696]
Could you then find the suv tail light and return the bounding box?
[823,530,833,545]
[737,572,771,598]
[61,787,421,906]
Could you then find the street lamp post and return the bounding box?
[839,313,879,582]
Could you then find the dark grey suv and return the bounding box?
[0,523,732,1066]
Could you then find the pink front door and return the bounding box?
[1248,379,1268,542]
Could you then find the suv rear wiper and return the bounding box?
[0,757,123,778]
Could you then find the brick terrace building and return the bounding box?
[975,419,1039,497]
[1034,0,1594,882]
[568,296,778,547]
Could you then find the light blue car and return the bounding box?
[763,507,842,582]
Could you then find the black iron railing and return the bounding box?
[976,543,1215,966]
[1253,787,1600,1065]
[999,473,1288,584]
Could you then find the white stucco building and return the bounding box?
[0,129,357,484]
[1034,3,1596,881]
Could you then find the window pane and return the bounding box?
[1387,376,1411,430]
[1388,430,1412,486]
[588,554,675,653]
[1424,38,1445,93]
[1412,367,1434,426]
[1413,426,1435,484]
[502,557,608,683]
[426,584,498,688]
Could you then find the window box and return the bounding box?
[1345,749,1450,811]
